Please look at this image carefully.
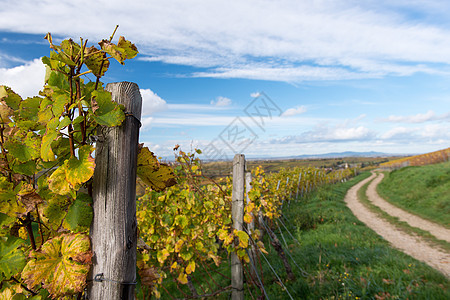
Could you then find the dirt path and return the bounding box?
[345,173,450,278]
[367,173,450,243]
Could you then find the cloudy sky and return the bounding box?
[1,0,449,159]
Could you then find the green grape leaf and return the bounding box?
[180,248,193,261]
[0,86,22,110]
[58,116,71,129]
[0,177,25,218]
[50,91,70,117]
[0,212,15,235]
[0,236,26,280]
[49,50,76,68]
[137,147,177,192]
[5,133,39,163]
[65,145,95,187]
[91,90,125,127]
[19,96,41,121]
[51,137,71,158]
[21,233,92,298]
[60,39,81,59]
[63,193,93,232]
[4,141,33,163]
[42,194,71,231]
[84,46,109,77]
[174,215,188,229]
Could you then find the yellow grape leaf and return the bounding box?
[156,249,170,264]
[217,229,228,241]
[137,147,176,192]
[235,230,249,248]
[208,252,221,266]
[48,166,71,196]
[245,202,255,213]
[40,129,57,162]
[21,233,92,298]
[171,261,178,270]
[177,272,188,284]
[244,213,253,224]
[0,101,13,124]
[65,145,95,187]
[257,241,268,254]
[185,261,195,274]
[174,240,184,253]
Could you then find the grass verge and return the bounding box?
[377,161,450,228]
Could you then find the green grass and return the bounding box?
[377,161,450,228]
[154,173,449,299]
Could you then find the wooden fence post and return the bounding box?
[232,154,245,300]
[88,82,142,300]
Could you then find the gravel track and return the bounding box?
[345,173,450,278]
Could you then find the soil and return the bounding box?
[344,172,450,278]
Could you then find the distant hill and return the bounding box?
[245,151,403,160]
[162,151,405,162]
[289,151,396,159]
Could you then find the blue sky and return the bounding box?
[0,0,449,159]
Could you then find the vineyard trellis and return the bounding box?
[136,149,355,299]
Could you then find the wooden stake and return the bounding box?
[88,82,142,300]
[231,154,245,300]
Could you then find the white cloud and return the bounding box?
[282,105,307,117]
[381,110,450,123]
[140,88,168,116]
[380,127,415,140]
[210,96,232,107]
[275,123,375,144]
[250,92,261,98]
[379,123,450,143]
[0,58,45,98]
[2,1,450,82]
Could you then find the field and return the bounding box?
[201,156,396,178]
[377,161,450,228]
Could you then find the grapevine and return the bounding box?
[0,27,175,299]
[136,148,356,298]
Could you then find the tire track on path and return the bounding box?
[367,172,450,243]
[345,173,450,278]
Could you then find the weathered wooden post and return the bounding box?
[232,154,245,300]
[88,82,142,299]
